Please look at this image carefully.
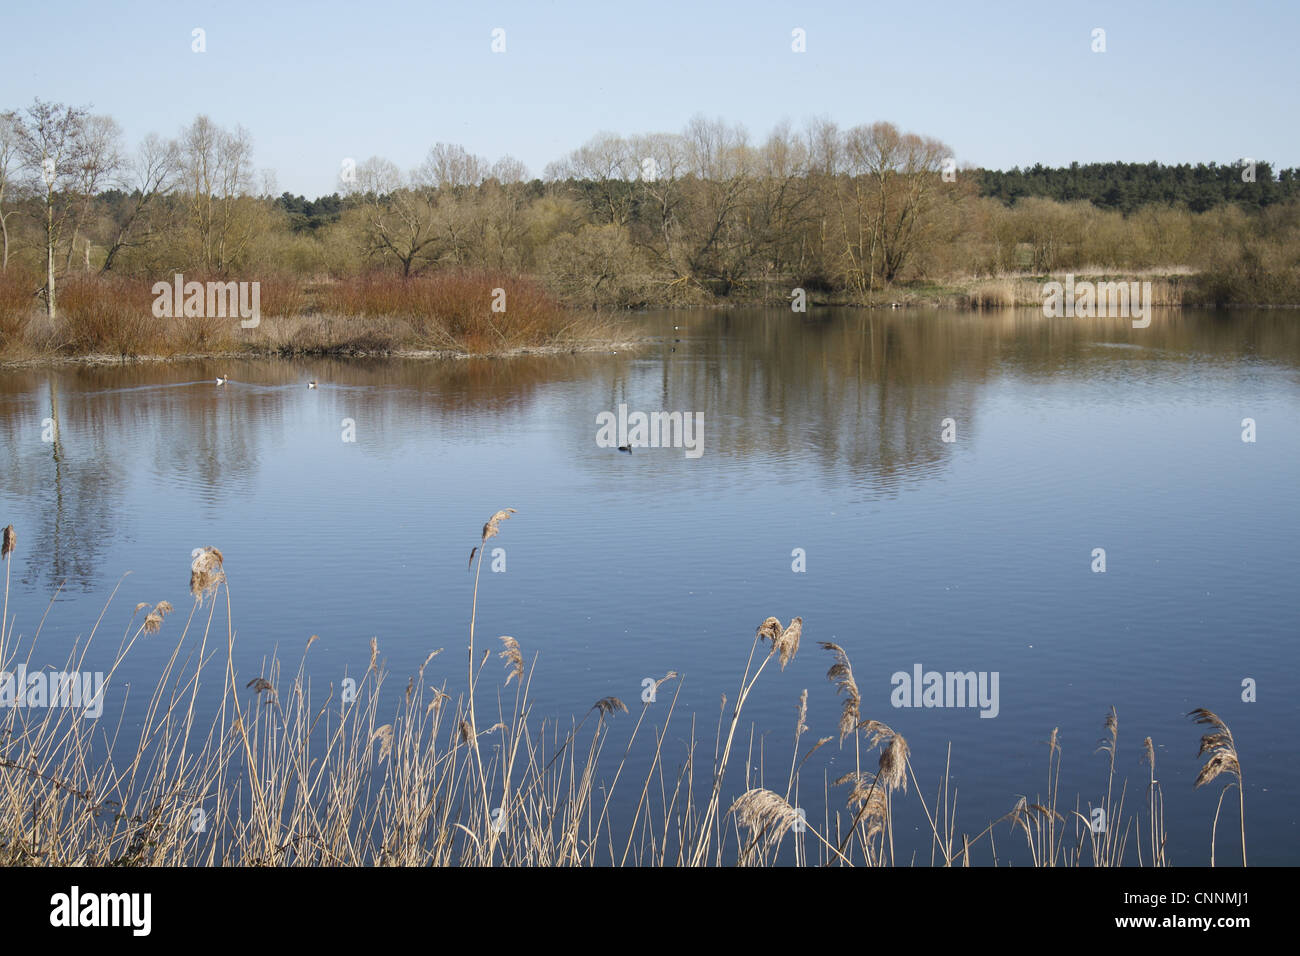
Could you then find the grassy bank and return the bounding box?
[0,515,1247,866]
[0,271,621,363]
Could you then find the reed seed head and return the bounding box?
[371,724,394,763]
[481,508,517,544]
[836,771,889,837]
[1096,706,1119,759]
[143,601,172,635]
[499,636,524,686]
[189,546,225,602]
[757,616,802,669]
[860,719,909,793]
[1188,708,1241,788]
[651,671,679,694]
[419,648,443,674]
[729,788,803,845]
[1,524,14,560]
[820,641,861,742]
[1009,796,1063,836]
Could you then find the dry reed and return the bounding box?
[0,516,1245,867]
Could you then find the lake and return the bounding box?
[1,306,1297,864]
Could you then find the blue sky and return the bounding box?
[2,0,1296,196]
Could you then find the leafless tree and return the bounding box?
[179,115,255,271]
[101,132,180,273]
[629,130,690,279]
[12,99,91,316]
[546,132,638,226]
[343,156,440,275]
[419,143,488,190]
[489,155,529,184]
[0,111,20,270]
[750,121,817,277]
[679,115,755,289]
[835,122,952,294]
[64,114,123,272]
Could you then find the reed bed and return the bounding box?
[965,274,1193,309]
[0,514,1247,866]
[0,271,607,361]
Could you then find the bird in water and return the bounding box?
[618,443,632,453]
[215,375,228,386]
[308,380,317,389]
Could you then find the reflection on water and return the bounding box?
[2,307,1298,863]
[12,307,1296,592]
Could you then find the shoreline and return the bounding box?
[0,338,645,370]
[4,292,1298,370]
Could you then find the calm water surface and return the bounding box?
[1,308,1297,863]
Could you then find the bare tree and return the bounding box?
[750,121,817,278]
[804,116,843,176]
[868,124,950,283]
[419,143,488,189]
[545,223,646,309]
[834,122,952,294]
[64,114,123,272]
[343,156,440,276]
[179,115,254,271]
[12,99,91,317]
[547,132,638,226]
[489,155,529,184]
[680,115,755,289]
[0,111,19,270]
[101,132,180,273]
[629,130,690,280]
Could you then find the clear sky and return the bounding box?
[2,0,1296,196]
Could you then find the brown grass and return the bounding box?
[0,271,38,349]
[315,271,580,352]
[964,274,1191,309]
[0,271,615,361]
[57,275,167,356]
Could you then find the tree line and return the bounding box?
[977,161,1298,213]
[2,98,1296,316]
